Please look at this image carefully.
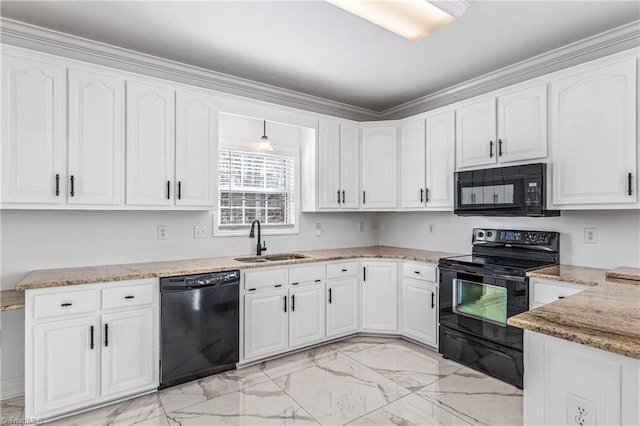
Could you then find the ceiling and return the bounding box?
[1,1,639,112]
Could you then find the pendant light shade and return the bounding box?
[257,120,274,151]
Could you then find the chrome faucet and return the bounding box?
[249,219,267,256]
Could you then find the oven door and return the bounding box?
[439,267,527,350]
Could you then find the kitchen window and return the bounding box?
[217,149,297,234]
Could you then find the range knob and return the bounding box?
[477,231,485,238]
[486,231,493,238]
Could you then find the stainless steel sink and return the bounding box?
[233,253,308,263]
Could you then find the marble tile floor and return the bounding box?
[0,336,523,425]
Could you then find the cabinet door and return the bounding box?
[340,123,360,208]
[33,317,99,417]
[550,58,637,206]
[401,279,437,347]
[456,98,497,169]
[361,262,398,331]
[175,90,217,207]
[326,277,359,338]
[101,308,156,397]
[1,54,66,204]
[497,84,547,164]
[289,284,326,349]
[318,120,341,209]
[399,118,426,208]
[67,68,124,206]
[361,125,398,209]
[244,290,288,360]
[126,80,175,206]
[426,110,455,210]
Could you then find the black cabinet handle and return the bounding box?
[60,302,72,307]
[291,282,299,286]
[275,284,283,288]
[420,188,424,203]
[337,190,341,204]
[291,294,295,311]
[314,279,322,283]
[166,181,171,200]
[104,324,109,347]
[124,295,134,299]
[341,269,348,272]
[328,288,332,304]
[178,181,182,200]
[55,174,60,196]
[362,191,366,204]
[425,188,429,203]
[489,140,494,158]
[248,288,256,292]
[558,296,565,299]
[498,139,503,157]
[90,325,94,350]
[414,271,420,275]
[628,173,633,196]
[342,190,345,204]
[70,175,75,197]
[363,266,366,282]
[283,295,287,313]
[431,292,435,308]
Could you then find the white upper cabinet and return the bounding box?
[2,53,66,205]
[456,98,497,169]
[125,80,175,206]
[497,84,547,164]
[549,57,637,207]
[361,124,398,209]
[425,110,456,209]
[67,68,124,206]
[175,90,217,207]
[317,120,359,209]
[399,118,426,208]
[456,84,548,170]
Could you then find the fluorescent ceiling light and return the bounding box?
[327,0,469,42]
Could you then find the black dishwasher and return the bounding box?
[160,270,239,389]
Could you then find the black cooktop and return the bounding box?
[439,254,555,274]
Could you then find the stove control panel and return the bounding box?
[473,229,557,246]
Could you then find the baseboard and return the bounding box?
[1,376,24,400]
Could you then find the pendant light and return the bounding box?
[257,120,274,151]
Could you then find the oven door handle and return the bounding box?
[441,265,526,283]
[444,331,516,361]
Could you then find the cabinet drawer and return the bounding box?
[102,283,155,310]
[33,289,98,320]
[289,264,325,285]
[244,268,288,291]
[531,280,587,307]
[327,262,358,279]
[402,262,437,282]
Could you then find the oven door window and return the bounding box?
[453,279,507,326]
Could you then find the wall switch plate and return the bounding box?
[157,225,168,240]
[428,224,435,234]
[359,222,365,233]
[584,228,598,244]
[567,393,595,426]
[194,225,208,239]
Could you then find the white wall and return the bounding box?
[0,209,379,398]
[379,210,640,269]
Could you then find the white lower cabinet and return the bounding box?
[361,261,398,332]
[289,284,326,349]
[326,276,359,339]
[529,278,588,309]
[243,289,288,360]
[401,279,438,347]
[25,279,159,420]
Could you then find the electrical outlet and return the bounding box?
[359,222,365,232]
[315,223,322,237]
[194,225,208,239]
[567,394,595,426]
[584,228,598,244]
[428,224,435,234]
[157,225,168,240]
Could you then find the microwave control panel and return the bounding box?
[524,179,542,206]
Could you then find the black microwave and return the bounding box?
[454,163,560,217]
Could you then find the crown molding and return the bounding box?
[0,18,380,122]
[380,20,640,120]
[1,18,638,122]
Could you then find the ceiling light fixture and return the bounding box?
[327,0,469,42]
[257,120,274,151]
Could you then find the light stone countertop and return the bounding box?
[13,246,461,292]
[508,264,640,359]
[0,290,25,311]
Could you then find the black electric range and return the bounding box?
[438,228,559,388]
